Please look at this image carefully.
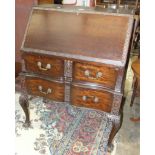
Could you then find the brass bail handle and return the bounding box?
[84,69,103,79]
[37,61,51,71]
[38,85,52,95]
[82,95,99,103]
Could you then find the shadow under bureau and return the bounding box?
[19,5,134,153]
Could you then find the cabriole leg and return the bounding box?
[19,93,30,127]
[19,76,30,128]
[107,116,121,153]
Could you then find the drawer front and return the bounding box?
[73,62,118,89]
[23,53,64,78]
[71,85,113,112]
[25,77,65,102]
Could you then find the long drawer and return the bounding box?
[25,76,65,102]
[71,84,115,113]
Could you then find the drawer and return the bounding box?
[73,62,118,89]
[71,85,113,112]
[23,53,64,78]
[25,76,65,102]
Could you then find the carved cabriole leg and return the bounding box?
[19,76,30,127]
[19,94,30,127]
[107,67,124,151]
[107,115,121,152]
[107,94,123,152]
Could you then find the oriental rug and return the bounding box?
[15,93,113,155]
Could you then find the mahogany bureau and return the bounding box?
[19,5,134,152]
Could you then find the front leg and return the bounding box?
[19,93,30,127]
[19,75,31,128]
[107,115,121,153]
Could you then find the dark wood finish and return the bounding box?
[23,53,64,78]
[71,85,113,112]
[114,68,125,92]
[19,94,30,127]
[18,5,134,152]
[19,76,31,127]
[15,62,22,78]
[108,95,125,150]
[73,62,118,89]
[23,7,133,65]
[108,115,121,152]
[25,76,65,101]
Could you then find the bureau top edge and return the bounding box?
[33,5,134,17]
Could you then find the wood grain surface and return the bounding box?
[25,76,65,101]
[71,85,113,112]
[73,62,118,89]
[23,53,64,77]
[23,9,130,62]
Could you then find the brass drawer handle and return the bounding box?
[38,85,52,95]
[84,70,103,79]
[37,61,51,71]
[82,95,99,103]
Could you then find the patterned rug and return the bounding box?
[15,93,113,155]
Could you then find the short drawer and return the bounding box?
[71,85,113,112]
[25,76,65,102]
[73,62,118,89]
[23,53,64,78]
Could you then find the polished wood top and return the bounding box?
[22,6,133,66]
